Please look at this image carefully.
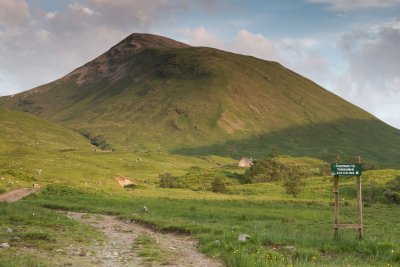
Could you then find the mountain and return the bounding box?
[1,33,399,165]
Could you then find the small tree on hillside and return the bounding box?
[283,167,306,198]
[384,176,400,204]
[211,177,227,193]
[159,173,176,188]
[244,152,289,183]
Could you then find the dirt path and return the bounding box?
[0,188,222,266]
[0,188,39,202]
[64,212,222,267]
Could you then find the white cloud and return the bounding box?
[178,27,278,61]
[89,0,185,30]
[46,11,58,20]
[306,0,400,10]
[331,20,400,128]
[178,27,223,47]
[69,3,96,16]
[340,26,400,87]
[0,0,28,26]
[232,30,277,60]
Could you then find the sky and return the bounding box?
[0,0,399,129]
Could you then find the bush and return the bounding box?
[384,191,400,204]
[319,164,331,176]
[172,167,239,191]
[283,168,306,198]
[384,176,400,204]
[364,179,379,204]
[244,157,288,183]
[244,155,307,184]
[211,177,227,193]
[244,152,308,197]
[159,173,176,188]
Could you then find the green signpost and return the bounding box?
[331,163,362,176]
[331,162,363,239]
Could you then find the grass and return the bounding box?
[16,168,400,267]
[132,234,173,266]
[0,201,105,266]
[0,250,49,267]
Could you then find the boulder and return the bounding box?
[238,234,251,242]
[115,176,136,188]
[0,243,10,248]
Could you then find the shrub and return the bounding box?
[159,173,176,188]
[319,164,331,176]
[384,191,400,204]
[283,167,306,198]
[245,155,307,184]
[172,167,239,191]
[384,176,400,204]
[211,177,227,193]
[244,157,288,183]
[364,179,379,204]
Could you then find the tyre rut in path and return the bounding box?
[66,212,222,267]
[0,188,39,202]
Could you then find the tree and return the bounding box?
[159,173,175,188]
[244,156,289,183]
[211,177,227,193]
[384,176,400,204]
[244,151,308,198]
[283,168,306,198]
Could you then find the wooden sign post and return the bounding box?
[331,163,363,239]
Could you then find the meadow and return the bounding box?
[1,148,400,266]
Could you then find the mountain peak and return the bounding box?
[110,33,191,51]
[61,33,190,85]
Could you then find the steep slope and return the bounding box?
[1,33,399,165]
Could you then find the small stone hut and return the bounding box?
[238,157,253,168]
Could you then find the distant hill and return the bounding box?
[1,33,399,166]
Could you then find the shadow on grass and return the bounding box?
[171,118,400,167]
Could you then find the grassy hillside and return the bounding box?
[0,107,92,156]
[0,108,239,193]
[0,33,399,166]
[0,107,93,191]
